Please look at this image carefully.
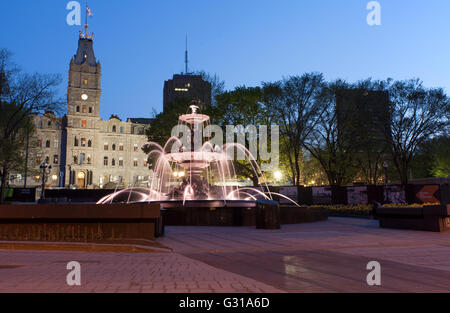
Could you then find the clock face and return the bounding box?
[81,94,88,100]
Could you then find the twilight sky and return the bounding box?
[1,0,449,120]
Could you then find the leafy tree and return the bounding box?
[0,48,62,201]
[302,80,360,186]
[263,73,327,185]
[384,79,449,185]
[214,86,269,186]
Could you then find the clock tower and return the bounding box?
[67,35,101,120]
[65,32,101,187]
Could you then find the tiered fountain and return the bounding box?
[98,104,298,225]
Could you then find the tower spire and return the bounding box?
[80,1,94,40]
[185,34,189,74]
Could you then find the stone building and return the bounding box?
[13,33,152,189]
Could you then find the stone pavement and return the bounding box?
[0,217,449,293]
[160,217,450,292]
[0,250,282,293]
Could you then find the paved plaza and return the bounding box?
[0,218,449,293]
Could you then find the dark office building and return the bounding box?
[336,89,391,147]
[163,74,212,112]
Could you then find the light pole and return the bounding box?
[40,161,52,200]
[383,162,389,203]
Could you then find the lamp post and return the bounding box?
[383,162,389,203]
[40,161,52,200]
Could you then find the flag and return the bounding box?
[86,6,93,17]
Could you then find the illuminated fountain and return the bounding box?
[97,104,298,208]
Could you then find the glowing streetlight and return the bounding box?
[274,171,283,181]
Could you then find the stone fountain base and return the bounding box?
[155,200,328,227]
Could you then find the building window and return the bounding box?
[80,153,85,165]
[112,144,116,151]
[103,157,108,166]
[54,140,59,149]
[38,121,43,129]
[119,158,123,167]
[74,156,78,164]
[76,106,80,113]
[112,159,116,166]
[133,159,138,167]
[144,159,148,167]
[87,156,91,165]
[82,106,87,113]
[48,121,52,127]
[134,144,138,152]
[83,79,88,85]
[119,144,124,151]
[53,155,59,164]
[112,125,117,133]
[36,154,42,164]
[104,143,108,151]
[45,140,51,148]
[37,140,42,148]
[81,120,87,128]
[88,140,92,148]
[74,137,79,147]
[120,127,123,133]
[81,138,86,147]
[89,107,93,114]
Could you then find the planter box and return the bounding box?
[0,203,163,242]
[377,205,450,232]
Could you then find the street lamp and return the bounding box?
[383,162,389,203]
[40,161,52,200]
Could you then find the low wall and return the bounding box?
[377,204,450,232]
[163,204,328,226]
[0,203,162,243]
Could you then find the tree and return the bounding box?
[263,73,327,185]
[0,48,62,202]
[194,71,225,110]
[302,80,360,186]
[146,98,192,147]
[214,86,269,186]
[384,79,449,185]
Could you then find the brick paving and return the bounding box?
[0,217,449,293]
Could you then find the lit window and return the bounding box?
[37,140,42,148]
[81,120,87,128]
[81,138,86,147]
[83,79,88,85]
[82,106,87,113]
[119,144,124,151]
[174,88,189,92]
[53,155,59,164]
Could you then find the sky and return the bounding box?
[1,0,450,120]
